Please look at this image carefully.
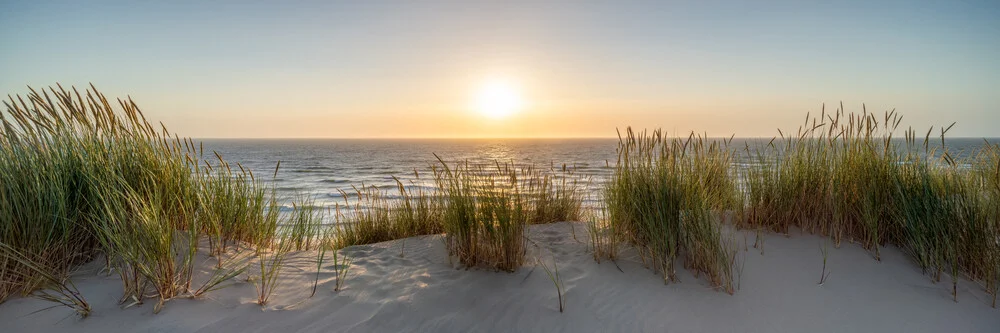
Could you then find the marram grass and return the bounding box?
[734,105,1000,303]
[602,128,739,293]
[594,106,999,302]
[434,156,531,272]
[0,85,321,313]
[332,159,585,262]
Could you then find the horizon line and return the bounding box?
[194,136,617,140]
[191,136,1000,140]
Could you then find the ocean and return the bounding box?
[201,138,1000,220]
[201,139,617,216]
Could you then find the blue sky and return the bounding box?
[2,0,998,138]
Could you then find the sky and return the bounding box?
[2,0,998,138]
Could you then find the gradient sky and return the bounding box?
[2,0,998,138]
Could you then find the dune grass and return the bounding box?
[602,128,739,293]
[285,198,324,252]
[0,84,206,308]
[595,108,998,300]
[736,105,1000,304]
[433,158,587,271]
[976,143,1000,307]
[526,165,585,224]
[327,158,585,274]
[199,159,281,256]
[332,177,446,249]
[334,156,585,272]
[434,157,529,271]
[0,85,325,313]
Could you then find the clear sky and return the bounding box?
[2,0,998,138]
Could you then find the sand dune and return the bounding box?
[1,222,997,332]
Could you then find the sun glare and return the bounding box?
[473,79,523,119]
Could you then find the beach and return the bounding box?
[2,222,997,333]
[4,1,999,331]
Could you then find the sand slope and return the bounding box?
[2,222,997,332]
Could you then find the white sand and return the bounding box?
[2,222,997,332]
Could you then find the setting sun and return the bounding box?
[473,79,524,119]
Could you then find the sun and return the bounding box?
[473,79,524,119]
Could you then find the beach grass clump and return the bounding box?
[332,179,445,249]
[0,89,101,303]
[738,108,898,251]
[740,105,1000,304]
[284,198,324,251]
[740,108,907,257]
[0,85,199,306]
[740,128,835,236]
[525,165,585,224]
[977,143,1000,306]
[87,187,200,311]
[435,156,530,272]
[390,174,445,237]
[0,85,295,312]
[931,141,1000,305]
[333,160,582,255]
[877,127,998,302]
[603,128,739,293]
[333,186,395,248]
[199,159,281,255]
[828,111,906,258]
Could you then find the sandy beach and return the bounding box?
[2,222,996,333]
